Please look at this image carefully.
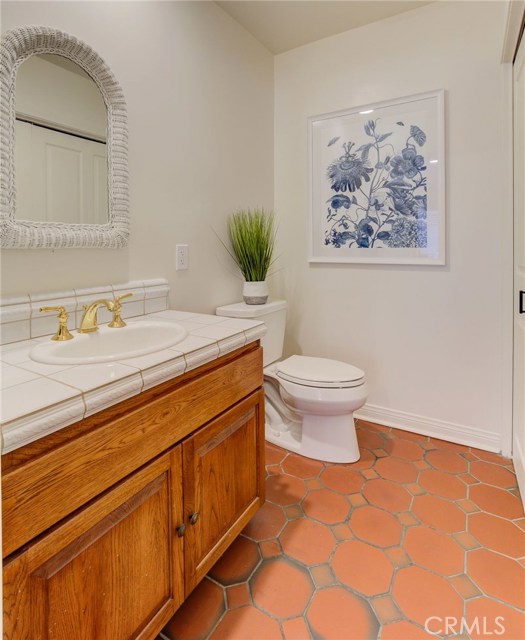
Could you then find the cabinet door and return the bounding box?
[3,449,184,640]
[183,389,265,593]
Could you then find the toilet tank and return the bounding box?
[216,299,287,367]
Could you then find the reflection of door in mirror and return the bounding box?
[14,54,108,224]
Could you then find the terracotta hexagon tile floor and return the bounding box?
[163,420,525,640]
[332,539,393,596]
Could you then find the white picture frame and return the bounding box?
[309,90,445,265]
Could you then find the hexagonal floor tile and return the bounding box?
[412,495,466,533]
[320,465,364,494]
[163,577,225,640]
[468,511,525,558]
[362,478,412,512]
[265,442,287,466]
[349,505,402,547]
[470,448,512,465]
[208,536,260,585]
[357,428,385,450]
[251,557,313,619]
[404,526,465,576]
[466,597,525,640]
[469,460,517,489]
[279,517,336,565]
[383,438,424,461]
[302,488,350,524]
[242,501,286,541]
[375,457,418,483]
[390,427,428,443]
[418,469,467,500]
[393,566,463,631]
[265,473,307,506]
[209,605,282,639]
[469,484,524,519]
[468,548,525,609]
[425,449,468,473]
[428,437,469,453]
[307,586,379,639]
[281,453,324,479]
[331,539,393,596]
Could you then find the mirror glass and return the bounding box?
[14,54,108,224]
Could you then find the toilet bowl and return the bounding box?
[216,300,368,463]
[264,356,367,463]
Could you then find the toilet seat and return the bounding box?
[276,355,365,389]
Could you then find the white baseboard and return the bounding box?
[355,403,502,453]
[512,434,525,510]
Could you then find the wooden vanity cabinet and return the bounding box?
[2,343,265,640]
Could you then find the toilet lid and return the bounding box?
[276,355,365,388]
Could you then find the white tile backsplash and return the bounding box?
[0,279,170,346]
[144,284,169,299]
[120,300,146,319]
[145,297,169,314]
[0,302,31,323]
[0,320,31,344]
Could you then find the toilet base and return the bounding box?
[265,410,360,464]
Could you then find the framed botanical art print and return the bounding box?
[309,90,445,265]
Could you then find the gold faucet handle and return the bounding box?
[115,292,133,306]
[40,306,74,341]
[108,292,133,328]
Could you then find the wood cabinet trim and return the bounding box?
[34,474,166,580]
[196,408,255,457]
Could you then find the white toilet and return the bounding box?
[216,300,368,463]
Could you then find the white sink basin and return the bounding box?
[30,321,188,365]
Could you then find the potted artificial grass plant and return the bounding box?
[227,208,276,304]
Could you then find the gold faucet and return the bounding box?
[40,306,74,341]
[79,299,115,333]
[78,293,133,333]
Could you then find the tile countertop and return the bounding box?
[0,310,266,454]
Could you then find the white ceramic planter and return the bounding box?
[243,281,268,305]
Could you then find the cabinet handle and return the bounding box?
[177,524,186,537]
[520,291,525,314]
[189,512,200,525]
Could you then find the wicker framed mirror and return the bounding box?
[0,26,129,248]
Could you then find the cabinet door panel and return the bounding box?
[183,390,265,593]
[3,450,184,640]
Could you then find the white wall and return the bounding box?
[274,2,513,453]
[1,1,274,313]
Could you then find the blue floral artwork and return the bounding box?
[310,91,445,265]
[324,120,428,250]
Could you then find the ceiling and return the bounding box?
[216,1,434,54]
